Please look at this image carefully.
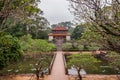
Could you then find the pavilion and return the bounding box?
[48,26,71,41]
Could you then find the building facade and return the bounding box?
[48,26,71,41]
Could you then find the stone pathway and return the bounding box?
[46,51,68,80]
[56,39,63,51]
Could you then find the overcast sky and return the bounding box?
[39,0,74,25]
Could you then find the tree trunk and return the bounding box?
[36,74,39,80]
[78,71,82,80]
[36,69,40,80]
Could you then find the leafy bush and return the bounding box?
[0,35,22,69]
[62,43,72,51]
[19,34,34,51]
[77,45,84,50]
[20,34,56,52]
[86,43,101,50]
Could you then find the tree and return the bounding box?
[0,0,50,39]
[51,21,74,33]
[19,34,56,80]
[4,22,26,38]
[30,40,55,80]
[68,0,120,53]
[33,54,52,80]
[58,21,74,29]
[0,34,22,69]
[78,27,104,50]
[27,15,50,39]
[19,34,56,52]
[0,0,41,31]
[68,53,100,80]
[3,16,50,39]
[72,25,85,40]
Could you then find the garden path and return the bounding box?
[46,39,68,80]
[46,51,68,80]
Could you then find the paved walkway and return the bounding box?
[56,39,63,51]
[46,51,68,80]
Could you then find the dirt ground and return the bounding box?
[0,74,47,80]
[68,75,120,80]
[0,74,120,80]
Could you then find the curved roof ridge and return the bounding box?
[52,26,67,30]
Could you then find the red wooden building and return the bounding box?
[48,26,71,41]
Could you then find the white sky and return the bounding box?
[38,0,74,25]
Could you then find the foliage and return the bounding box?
[68,53,100,69]
[62,43,72,51]
[67,53,100,80]
[81,27,103,43]
[86,43,102,50]
[0,0,41,30]
[0,0,49,39]
[2,15,49,39]
[0,34,22,69]
[77,45,84,51]
[4,22,26,38]
[33,53,52,80]
[51,21,73,29]
[0,53,53,75]
[30,39,56,52]
[68,0,120,53]
[51,21,74,33]
[19,34,55,79]
[58,21,74,29]
[26,16,50,39]
[107,51,120,73]
[71,24,85,40]
[78,27,105,50]
[20,34,56,52]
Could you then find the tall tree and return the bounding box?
[0,0,41,31]
[68,0,120,53]
[58,21,73,29]
[72,25,85,40]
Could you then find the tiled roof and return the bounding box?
[52,26,67,30]
[48,33,70,36]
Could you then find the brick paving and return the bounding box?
[46,51,68,80]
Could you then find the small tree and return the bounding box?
[33,54,52,80]
[29,39,55,80]
[20,34,55,80]
[68,53,100,80]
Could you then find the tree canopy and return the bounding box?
[71,25,85,40]
[0,34,22,69]
[68,0,120,53]
[68,53,100,80]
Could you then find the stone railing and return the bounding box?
[62,52,68,75]
[48,52,56,74]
